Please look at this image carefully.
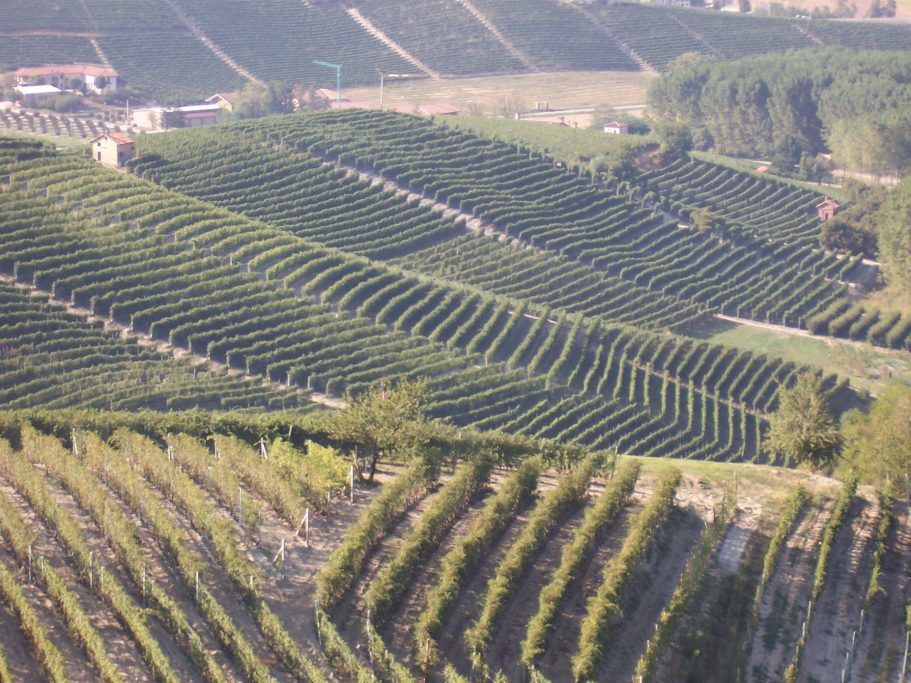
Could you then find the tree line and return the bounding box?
[649,49,911,177]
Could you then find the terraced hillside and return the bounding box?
[4,136,823,463]
[0,280,311,413]
[4,0,911,101]
[200,110,851,329]
[0,417,900,683]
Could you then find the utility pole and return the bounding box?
[313,60,342,107]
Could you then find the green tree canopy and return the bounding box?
[842,383,911,491]
[767,372,843,468]
[876,174,911,294]
[326,377,437,482]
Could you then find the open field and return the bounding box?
[706,319,911,395]
[343,70,653,115]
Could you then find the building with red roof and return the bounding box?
[90,132,134,168]
[15,64,119,94]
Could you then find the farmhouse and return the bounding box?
[205,92,239,112]
[816,197,840,221]
[16,64,119,93]
[603,121,629,135]
[89,132,134,168]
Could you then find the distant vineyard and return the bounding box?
[1,136,852,462]
[133,126,704,331]
[235,110,849,329]
[0,280,311,413]
[636,157,828,249]
[3,0,911,100]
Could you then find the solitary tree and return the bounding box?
[327,377,435,482]
[767,372,843,468]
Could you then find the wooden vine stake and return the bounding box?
[349,465,355,503]
[295,509,310,547]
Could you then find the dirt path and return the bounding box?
[244,473,383,677]
[596,505,708,682]
[747,499,834,683]
[380,474,504,666]
[0,585,43,681]
[801,494,879,682]
[33,470,201,681]
[159,0,261,84]
[0,544,97,681]
[485,501,589,679]
[0,476,154,682]
[453,0,539,71]
[850,501,911,682]
[343,6,440,78]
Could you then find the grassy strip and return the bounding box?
[633,490,736,681]
[78,431,271,682]
[415,457,541,671]
[752,485,808,620]
[865,493,894,608]
[5,430,182,683]
[0,554,67,682]
[366,454,494,623]
[522,460,641,669]
[572,467,682,682]
[0,482,122,683]
[316,459,437,609]
[111,429,326,682]
[465,454,603,656]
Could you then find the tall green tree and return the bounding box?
[767,373,843,468]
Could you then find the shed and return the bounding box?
[603,121,629,135]
[90,132,134,168]
[816,197,840,221]
[418,102,460,116]
[15,84,63,105]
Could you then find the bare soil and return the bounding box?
[33,469,201,681]
[485,501,589,679]
[747,499,834,683]
[850,500,911,682]
[379,474,506,665]
[802,494,880,682]
[0,475,153,682]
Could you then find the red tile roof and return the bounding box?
[90,132,134,145]
[16,64,118,78]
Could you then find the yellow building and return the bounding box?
[89,132,135,168]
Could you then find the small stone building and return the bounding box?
[90,132,135,168]
[816,197,840,221]
[603,121,630,135]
